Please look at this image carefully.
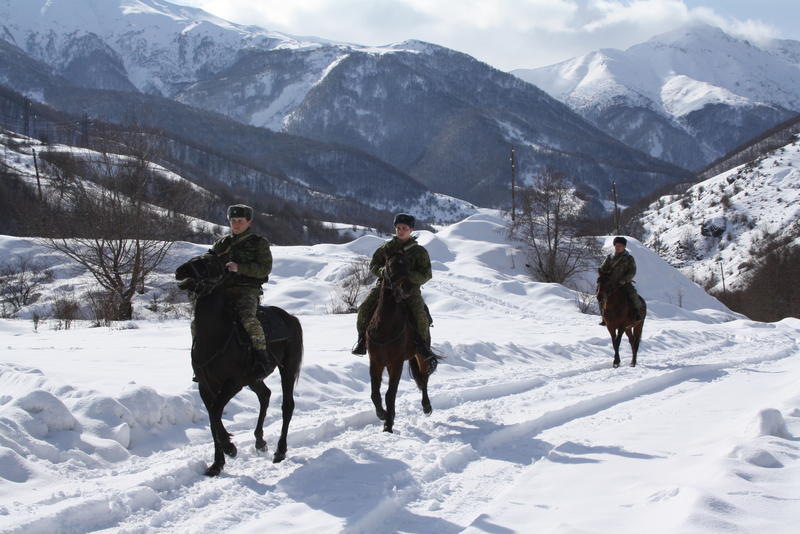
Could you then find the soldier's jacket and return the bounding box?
[369,236,432,289]
[598,250,636,284]
[205,228,272,290]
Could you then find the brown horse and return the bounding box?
[367,253,439,433]
[596,273,646,368]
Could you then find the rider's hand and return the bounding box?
[619,280,626,285]
[226,261,239,273]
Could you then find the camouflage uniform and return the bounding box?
[356,236,433,347]
[192,228,272,350]
[598,250,643,315]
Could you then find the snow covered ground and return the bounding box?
[1,211,799,533]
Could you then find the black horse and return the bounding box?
[176,255,303,476]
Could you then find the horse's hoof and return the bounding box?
[630,362,637,367]
[376,410,386,421]
[383,425,393,433]
[423,403,433,416]
[272,451,286,463]
[224,443,238,458]
[204,464,222,477]
[255,438,267,452]
[613,362,620,368]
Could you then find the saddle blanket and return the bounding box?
[258,305,290,342]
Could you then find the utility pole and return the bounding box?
[510,145,516,222]
[81,113,90,147]
[23,99,31,137]
[32,148,42,200]
[611,181,620,234]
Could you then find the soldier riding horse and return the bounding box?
[176,254,303,476]
[367,253,440,432]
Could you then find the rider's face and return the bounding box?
[395,223,413,241]
[229,217,252,235]
[614,243,625,254]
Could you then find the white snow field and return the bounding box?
[1,211,799,534]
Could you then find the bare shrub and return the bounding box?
[330,257,376,314]
[85,290,115,327]
[0,256,54,316]
[51,291,82,329]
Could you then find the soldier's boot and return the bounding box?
[351,331,367,355]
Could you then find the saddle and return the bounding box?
[192,305,290,368]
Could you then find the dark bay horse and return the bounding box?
[367,253,439,433]
[176,255,303,476]
[597,273,646,368]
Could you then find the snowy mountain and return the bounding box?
[0,0,691,209]
[3,211,800,532]
[638,133,800,294]
[514,23,800,170]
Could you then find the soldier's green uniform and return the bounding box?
[355,235,433,348]
[598,248,643,317]
[205,227,272,351]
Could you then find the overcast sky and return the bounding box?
[173,0,800,71]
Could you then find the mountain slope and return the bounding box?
[0,0,691,210]
[514,24,800,170]
[638,131,800,293]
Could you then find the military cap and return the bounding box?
[227,204,253,220]
[393,213,415,228]
[613,236,627,245]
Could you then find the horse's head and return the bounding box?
[596,272,612,299]
[383,253,411,301]
[176,254,226,296]
[176,254,225,281]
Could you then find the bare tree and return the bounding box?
[509,169,602,284]
[38,143,181,321]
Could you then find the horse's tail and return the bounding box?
[273,307,304,385]
[409,353,439,389]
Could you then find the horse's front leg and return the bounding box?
[204,383,241,476]
[369,357,386,421]
[383,360,404,433]
[249,381,271,452]
[198,385,224,476]
[629,324,643,367]
[273,368,296,463]
[609,327,623,368]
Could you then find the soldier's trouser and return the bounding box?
[230,291,267,351]
[356,286,381,337]
[356,286,430,345]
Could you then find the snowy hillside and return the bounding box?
[514,23,800,170]
[5,212,799,533]
[0,0,692,210]
[639,134,800,293]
